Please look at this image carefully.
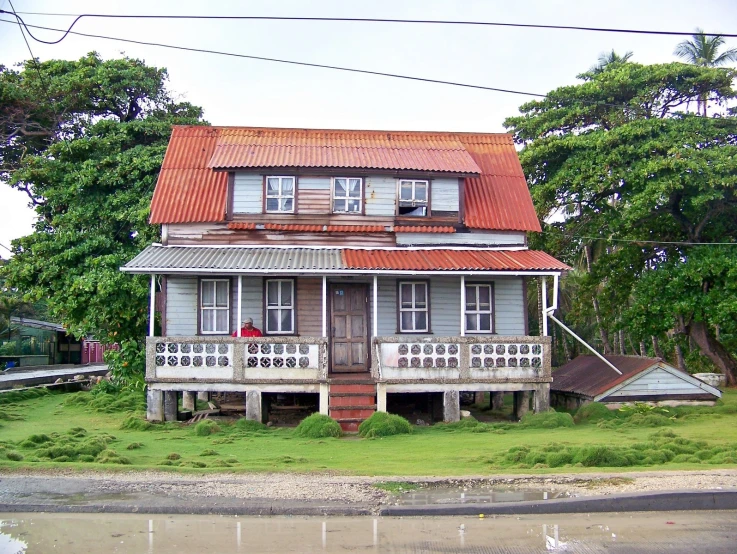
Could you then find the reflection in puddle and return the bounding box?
[0,521,27,554]
[397,486,570,505]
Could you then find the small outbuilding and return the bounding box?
[551,355,722,410]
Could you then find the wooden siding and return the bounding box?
[230,276,264,331]
[432,178,460,212]
[396,231,526,247]
[431,277,462,335]
[166,277,198,336]
[297,278,323,337]
[606,367,709,398]
[298,176,331,214]
[494,278,526,335]
[233,173,262,214]
[365,176,397,216]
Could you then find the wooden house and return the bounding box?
[551,355,722,410]
[122,126,570,430]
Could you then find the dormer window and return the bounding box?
[398,179,429,217]
[332,178,363,213]
[265,176,295,213]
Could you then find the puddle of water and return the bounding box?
[396,486,570,505]
[14,492,137,506]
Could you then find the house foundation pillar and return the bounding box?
[534,383,551,413]
[490,392,505,412]
[474,392,485,405]
[319,383,329,415]
[182,391,196,411]
[513,391,530,420]
[146,389,164,422]
[163,391,178,422]
[245,390,262,422]
[197,391,210,403]
[376,383,387,412]
[443,390,460,423]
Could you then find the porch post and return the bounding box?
[237,275,243,337]
[149,274,156,337]
[372,275,378,338]
[541,276,548,336]
[322,276,327,338]
[460,275,466,337]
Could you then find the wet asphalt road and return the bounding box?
[1,511,737,553]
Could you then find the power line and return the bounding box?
[579,236,737,246]
[4,9,737,38]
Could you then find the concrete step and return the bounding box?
[336,418,364,433]
[330,407,376,420]
[329,383,376,394]
[328,395,376,407]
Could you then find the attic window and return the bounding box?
[265,176,295,213]
[332,178,362,213]
[398,179,429,217]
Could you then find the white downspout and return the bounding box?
[460,275,466,337]
[237,275,243,337]
[149,274,156,337]
[322,276,328,338]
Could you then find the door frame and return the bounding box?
[328,281,370,374]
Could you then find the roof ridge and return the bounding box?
[172,124,512,138]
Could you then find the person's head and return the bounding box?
[242,317,254,330]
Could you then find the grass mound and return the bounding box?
[95,449,131,465]
[0,388,52,406]
[520,410,575,429]
[193,420,221,436]
[120,416,153,431]
[64,390,145,414]
[574,403,616,424]
[126,442,144,450]
[359,412,412,438]
[15,429,116,463]
[5,450,23,461]
[295,413,342,438]
[233,418,267,433]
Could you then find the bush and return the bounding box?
[5,450,23,461]
[358,412,412,438]
[295,413,342,438]
[574,403,616,424]
[78,455,95,462]
[120,416,153,431]
[520,410,575,429]
[193,420,221,436]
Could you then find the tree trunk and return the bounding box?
[674,344,687,372]
[639,341,647,357]
[619,329,626,355]
[652,336,664,358]
[584,245,613,354]
[562,333,572,362]
[613,330,619,356]
[686,320,737,385]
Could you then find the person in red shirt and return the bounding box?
[232,317,263,337]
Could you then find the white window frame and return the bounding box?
[265,176,295,213]
[331,177,363,214]
[398,179,429,217]
[398,281,429,333]
[200,279,230,335]
[465,283,494,334]
[265,279,295,335]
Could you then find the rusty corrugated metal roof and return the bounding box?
[326,225,385,233]
[227,222,257,230]
[226,223,386,233]
[394,226,455,233]
[150,126,542,231]
[341,249,570,271]
[208,128,482,174]
[551,356,662,398]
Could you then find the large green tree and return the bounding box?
[1,53,204,382]
[505,61,737,382]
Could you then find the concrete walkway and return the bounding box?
[0,364,108,390]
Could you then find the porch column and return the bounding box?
[319,383,329,415]
[237,275,243,337]
[460,275,466,336]
[513,391,530,420]
[146,389,164,422]
[197,391,210,402]
[182,391,196,411]
[376,382,387,412]
[541,276,548,336]
[490,392,505,411]
[149,274,156,337]
[245,390,262,421]
[534,383,551,413]
[442,390,460,422]
[372,275,378,338]
[163,391,178,422]
[322,276,327,338]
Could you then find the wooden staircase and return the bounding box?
[328,375,376,432]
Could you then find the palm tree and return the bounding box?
[590,50,634,74]
[674,29,737,115]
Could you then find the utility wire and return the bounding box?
[4,9,737,38]
[578,236,737,246]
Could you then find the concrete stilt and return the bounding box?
[146,389,164,422]
[474,392,485,405]
[443,390,460,423]
[534,383,551,413]
[163,391,178,422]
[182,391,196,411]
[513,391,530,420]
[490,392,505,412]
[245,390,262,422]
[197,391,210,402]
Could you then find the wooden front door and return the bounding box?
[330,283,369,373]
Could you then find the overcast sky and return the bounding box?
[1,0,735,257]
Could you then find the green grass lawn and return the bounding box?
[2,387,737,475]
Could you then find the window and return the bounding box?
[201,279,230,334]
[265,176,295,213]
[265,279,295,334]
[465,283,493,333]
[398,281,429,332]
[398,179,429,217]
[332,177,363,213]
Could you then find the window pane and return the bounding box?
[415,311,427,331]
[267,178,279,194]
[267,310,278,332]
[280,282,292,307]
[348,179,361,197]
[281,198,293,212]
[282,178,294,193]
[333,200,346,212]
[215,281,228,307]
[480,313,492,331]
[201,281,214,307]
[466,314,476,331]
[414,284,427,307]
[334,178,346,195]
[465,286,476,308]
[400,284,413,307]
[267,281,279,306]
[478,286,491,307]
[400,311,413,332]
[400,182,412,200]
[266,198,279,211]
[216,310,228,332]
[347,199,360,212]
[281,309,293,332]
[415,183,427,201]
[202,309,214,332]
